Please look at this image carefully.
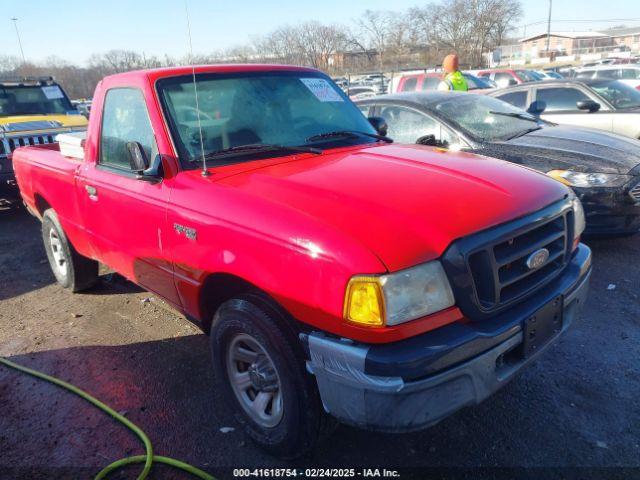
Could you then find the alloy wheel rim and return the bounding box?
[48,228,68,277]
[226,333,283,428]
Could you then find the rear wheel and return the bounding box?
[210,294,335,458]
[42,209,99,292]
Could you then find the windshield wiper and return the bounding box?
[505,126,543,140]
[201,143,322,160]
[489,111,539,122]
[305,130,393,143]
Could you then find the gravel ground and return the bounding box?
[1,203,639,480]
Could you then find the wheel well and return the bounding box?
[199,273,302,338]
[33,194,51,217]
[199,273,258,333]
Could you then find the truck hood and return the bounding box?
[218,144,569,271]
[0,114,87,134]
[484,124,640,174]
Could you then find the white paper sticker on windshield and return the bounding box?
[300,78,343,102]
[41,85,64,100]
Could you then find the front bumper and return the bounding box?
[576,185,640,235]
[304,244,591,433]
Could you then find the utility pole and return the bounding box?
[11,17,26,64]
[545,0,553,56]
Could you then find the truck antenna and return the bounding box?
[184,0,209,177]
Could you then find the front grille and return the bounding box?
[0,134,57,157]
[442,199,574,320]
[630,181,640,202]
[470,214,568,309]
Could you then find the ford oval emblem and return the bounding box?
[526,248,550,270]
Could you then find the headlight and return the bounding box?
[344,261,455,327]
[571,193,586,247]
[547,170,630,187]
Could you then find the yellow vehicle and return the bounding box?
[1,76,87,197]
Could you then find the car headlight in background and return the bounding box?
[344,261,455,327]
[571,193,586,249]
[547,170,631,188]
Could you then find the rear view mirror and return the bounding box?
[126,141,149,172]
[368,116,388,137]
[576,100,601,112]
[527,100,547,115]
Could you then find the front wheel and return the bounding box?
[42,209,99,292]
[210,295,335,458]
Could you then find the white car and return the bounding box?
[489,78,640,139]
[575,65,640,90]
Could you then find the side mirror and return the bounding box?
[127,142,162,183]
[527,100,547,115]
[368,116,388,137]
[127,141,149,172]
[508,78,518,86]
[416,134,439,147]
[577,100,601,112]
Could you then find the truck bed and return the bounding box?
[12,143,84,222]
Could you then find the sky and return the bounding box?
[4,0,640,64]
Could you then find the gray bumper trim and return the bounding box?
[305,266,591,433]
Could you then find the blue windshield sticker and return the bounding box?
[300,78,343,102]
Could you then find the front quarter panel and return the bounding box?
[166,171,394,342]
[612,113,640,139]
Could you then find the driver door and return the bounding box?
[77,88,180,306]
[537,86,614,132]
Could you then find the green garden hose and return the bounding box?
[0,356,216,480]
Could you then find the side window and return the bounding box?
[378,105,449,145]
[575,71,594,79]
[421,77,441,91]
[536,87,590,112]
[621,69,640,80]
[100,88,157,170]
[400,77,418,92]
[596,69,620,79]
[496,91,528,109]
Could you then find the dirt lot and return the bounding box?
[1,203,639,479]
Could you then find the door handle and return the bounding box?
[85,185,97,198]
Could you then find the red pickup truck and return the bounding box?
[13,65,592,457]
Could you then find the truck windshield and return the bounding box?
[157,71,378,166]
[433,95,541,142]
[0,84,74,117]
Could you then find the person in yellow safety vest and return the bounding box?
[437,54,469,92]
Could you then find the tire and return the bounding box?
[42,209,99,292]
[210,293,336,458]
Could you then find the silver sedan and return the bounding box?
[488,79,640,139]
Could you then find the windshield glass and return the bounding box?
[588,80,640,109]
[0,84,74,117]
[157,71,377,166]
[434,95,539,142]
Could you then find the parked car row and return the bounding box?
[356,89,640,236]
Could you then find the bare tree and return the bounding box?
[351,10,395,70]
[411,0,522,68]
